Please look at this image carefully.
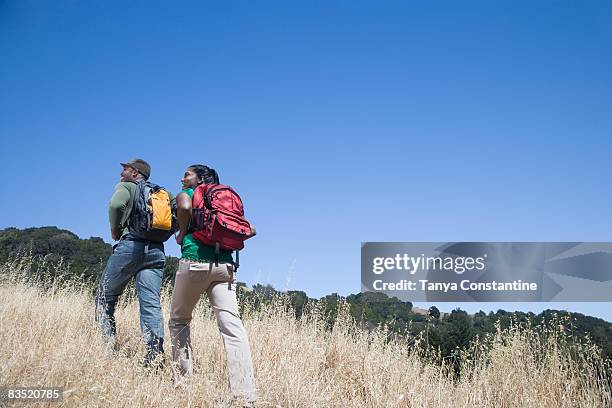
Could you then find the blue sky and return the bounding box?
[1,1,611,320]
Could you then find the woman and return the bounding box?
[169,164,256,404]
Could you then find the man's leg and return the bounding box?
[168,260,208,379]
[207,265,257,403]
[95,240,139,342]
[135,243,166,364]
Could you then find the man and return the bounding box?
[95,158,169,367]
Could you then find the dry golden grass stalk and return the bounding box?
[0,259,610,407]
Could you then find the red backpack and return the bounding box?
[191,184,256,263]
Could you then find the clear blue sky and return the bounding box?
[1,1,611,321]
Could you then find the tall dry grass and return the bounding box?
[0,258,610,407]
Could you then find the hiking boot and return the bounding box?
[229,396,256,408]
[143,336,165,372]
[105,336,118,354]
[143,353,166,372]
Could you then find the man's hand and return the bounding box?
[111,228,122,241]
[176,231,186,246]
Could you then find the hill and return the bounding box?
[0,226,179,282]
[0,281,609,407]
[1,226,611,362]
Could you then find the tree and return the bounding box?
[442,309,474,356]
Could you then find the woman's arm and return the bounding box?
[175,191,192,245]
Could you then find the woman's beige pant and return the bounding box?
[169,259,256,402]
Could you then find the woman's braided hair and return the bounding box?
[188,164,220,185]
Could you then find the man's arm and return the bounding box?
[175,191,192,245]
[109,183,132,240]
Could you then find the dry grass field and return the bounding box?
[0,260,610,407]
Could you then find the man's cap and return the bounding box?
[120,158,151,179]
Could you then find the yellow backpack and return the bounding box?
[129,181,177,242]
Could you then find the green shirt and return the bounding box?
[180,188,234,263]
[108,181,138,238]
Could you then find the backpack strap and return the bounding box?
[214,242,220,266]
[227,250,239,291]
